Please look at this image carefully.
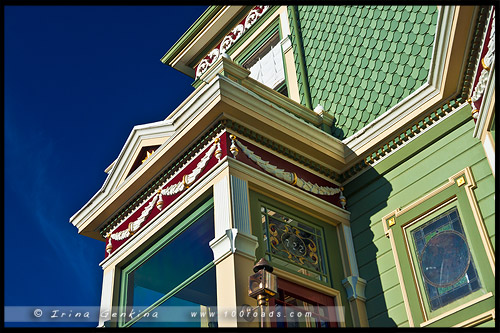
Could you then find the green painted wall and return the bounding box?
[288,5,438,139]
[343,107,495,327]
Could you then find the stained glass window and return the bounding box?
[261,205,328,282]
[410,207,481,311]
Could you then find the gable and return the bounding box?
[105,121,175,193]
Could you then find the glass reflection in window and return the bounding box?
[126,207,214,309]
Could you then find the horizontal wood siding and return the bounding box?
[345,115,495,327]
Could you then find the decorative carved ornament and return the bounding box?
[469,8,495,120]
[103,130,347,258]
[105,136,223,255]
[229,135,347,208]
[195,6,270,78]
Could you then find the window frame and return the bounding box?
[234,19,289,96]
[383,168,495,327]
[118,197,216,327]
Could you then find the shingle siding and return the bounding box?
[288,5,438,139]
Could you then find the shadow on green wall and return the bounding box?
[344,166,398,327]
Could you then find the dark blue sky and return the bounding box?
[4,5,207,327]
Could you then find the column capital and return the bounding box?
[342,275,367,302]
[210,228,258,264]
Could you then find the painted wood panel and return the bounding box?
[369,302,408,327]
[345,115,495,326]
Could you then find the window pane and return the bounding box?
[131,267,218,327]
[126,207,214,308]
[246,32,285,90]
[410,207,481,311]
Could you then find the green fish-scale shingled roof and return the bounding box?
[288,6,438,140]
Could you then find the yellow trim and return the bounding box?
[127,222,135,236]
[481,58,490,71]
[383,167,495,326]
[455,309,495,327]
[182,174,191,188]
[388,227,415,326]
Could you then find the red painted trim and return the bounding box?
[471,7,495,122]
[104,132,227,258]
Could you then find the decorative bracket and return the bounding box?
[342,275,367,302]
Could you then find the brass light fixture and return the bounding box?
[248,257,278,327]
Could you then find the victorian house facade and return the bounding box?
[70,5,495,328]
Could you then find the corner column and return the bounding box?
[340,224,369,327]
[210,173,259,327]
[98,266,117,327]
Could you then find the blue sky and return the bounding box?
[4,5,207,327]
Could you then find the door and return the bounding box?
[268,278,339,328]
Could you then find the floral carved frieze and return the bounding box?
[195,6,269,78]
[470,8,495,120]
[229,134,347,209]
[104,134,225,257]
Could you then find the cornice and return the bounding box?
[160,6,222,64]
[339,6,486,182]
[224,119,340,182]
[72,67,347,239]
[99,122,224,240]
[161,6,249,77]
[339,96,468,183]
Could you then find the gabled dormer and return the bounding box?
[161,6,302,103]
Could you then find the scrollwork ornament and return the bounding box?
[469,10,495,116]
[234,137,342,198]
[195,6,269,78]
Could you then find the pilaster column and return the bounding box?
[210,174,259,327]
[98,266,116,327]
[341,224,369,327]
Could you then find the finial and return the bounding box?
[253,257,273,273]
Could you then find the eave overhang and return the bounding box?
[161,6,249,78]
[70,56,346,241]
